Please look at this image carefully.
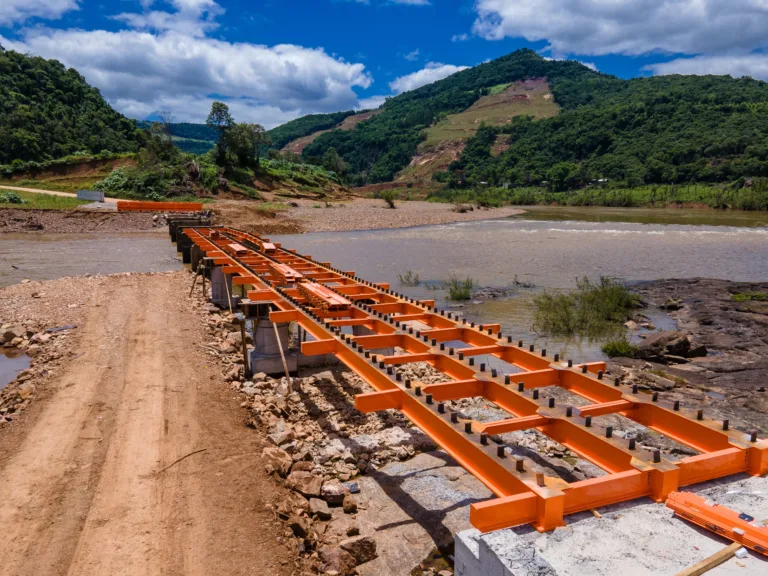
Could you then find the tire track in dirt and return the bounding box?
[0,274,293,576]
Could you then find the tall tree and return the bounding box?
[206,102,233,165]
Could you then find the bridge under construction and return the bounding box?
[169,219,768,537]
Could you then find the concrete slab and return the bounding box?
[455,474,768,576]
[79,201,117,211]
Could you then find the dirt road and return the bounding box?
[0,274,293,576]
[0,184,122,203]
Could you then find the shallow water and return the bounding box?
[0,232,182,288]
[273,210,768,359]
[0,349,30,390]
[517,205,768,228]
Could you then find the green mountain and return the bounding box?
[275,49,768,189]
[0,46,142,165]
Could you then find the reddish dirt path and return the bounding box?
[0,274,293,576]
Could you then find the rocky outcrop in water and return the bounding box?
[628,278,768,434]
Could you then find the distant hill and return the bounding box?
[270,48,768,189]
[0,46,142,164]
[266,110,360,151]
[280,110,380,155]
[136,121,217,155]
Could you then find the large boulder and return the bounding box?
[309,498,332,520]
[261,446,292,477]
[286,470,323,497]
[2,325,25,342]
[636,331,690,360]
[321,480,350,505]
[318,545,357,575]
[339,535,378,565]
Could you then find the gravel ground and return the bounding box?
[0,208,161,233]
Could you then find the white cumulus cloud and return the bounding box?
[472,0,768,57]
[0,0,79,26]
[645,53,768,80]
[1,1,373,127]
[389,62,469,94]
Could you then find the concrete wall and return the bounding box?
[455,529,556,576]
[77,189,105,202]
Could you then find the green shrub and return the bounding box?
[731,292,767,302]
[380,190,397,209]
[534,277,639,337]
[601,337,639,358]
[0,191,25,204]
[445,275,475,300]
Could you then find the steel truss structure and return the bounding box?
[173,223,768,533]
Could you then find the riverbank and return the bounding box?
[211,198,525,234]
[2,198,523,235]
[618,278,768,434]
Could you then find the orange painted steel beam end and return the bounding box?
[471,490,566,533]
[666,491,768,556]
[748,439,768,476]
[301,339,338,356]
[269,310,299,323]
[355,389,404,413]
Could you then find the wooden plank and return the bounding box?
[674,542,742,576]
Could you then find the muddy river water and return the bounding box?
[2,207,767,360]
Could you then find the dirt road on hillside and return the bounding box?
[0,184,122,202]
[0,274,292,576]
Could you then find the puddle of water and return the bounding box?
[0,232,182,288]
[0,348,30,390]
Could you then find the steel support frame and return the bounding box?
[176,225,768,534]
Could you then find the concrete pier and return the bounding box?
[210,266,239,309]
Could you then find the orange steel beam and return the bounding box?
[175,225,768,534]
[667,491,768,556]
[117,200,202,212]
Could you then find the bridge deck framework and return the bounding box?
[171,222,768,533]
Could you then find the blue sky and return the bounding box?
[2,1,768,126]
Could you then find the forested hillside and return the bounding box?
[451,74,768,189]
[286,49,768,189]
[267,110,359,150]
[0,46,142,164]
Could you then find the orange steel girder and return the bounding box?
[177,225,768,534]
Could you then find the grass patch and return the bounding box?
[601,337,639,358]
[423,81,558,147]
[445,275,475,301]
[256,202,289,211]
[0,189,89,209]
[731,292,767,302]
[397,270,421,286]
[534,277,639,337]
[429,181,768,211]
